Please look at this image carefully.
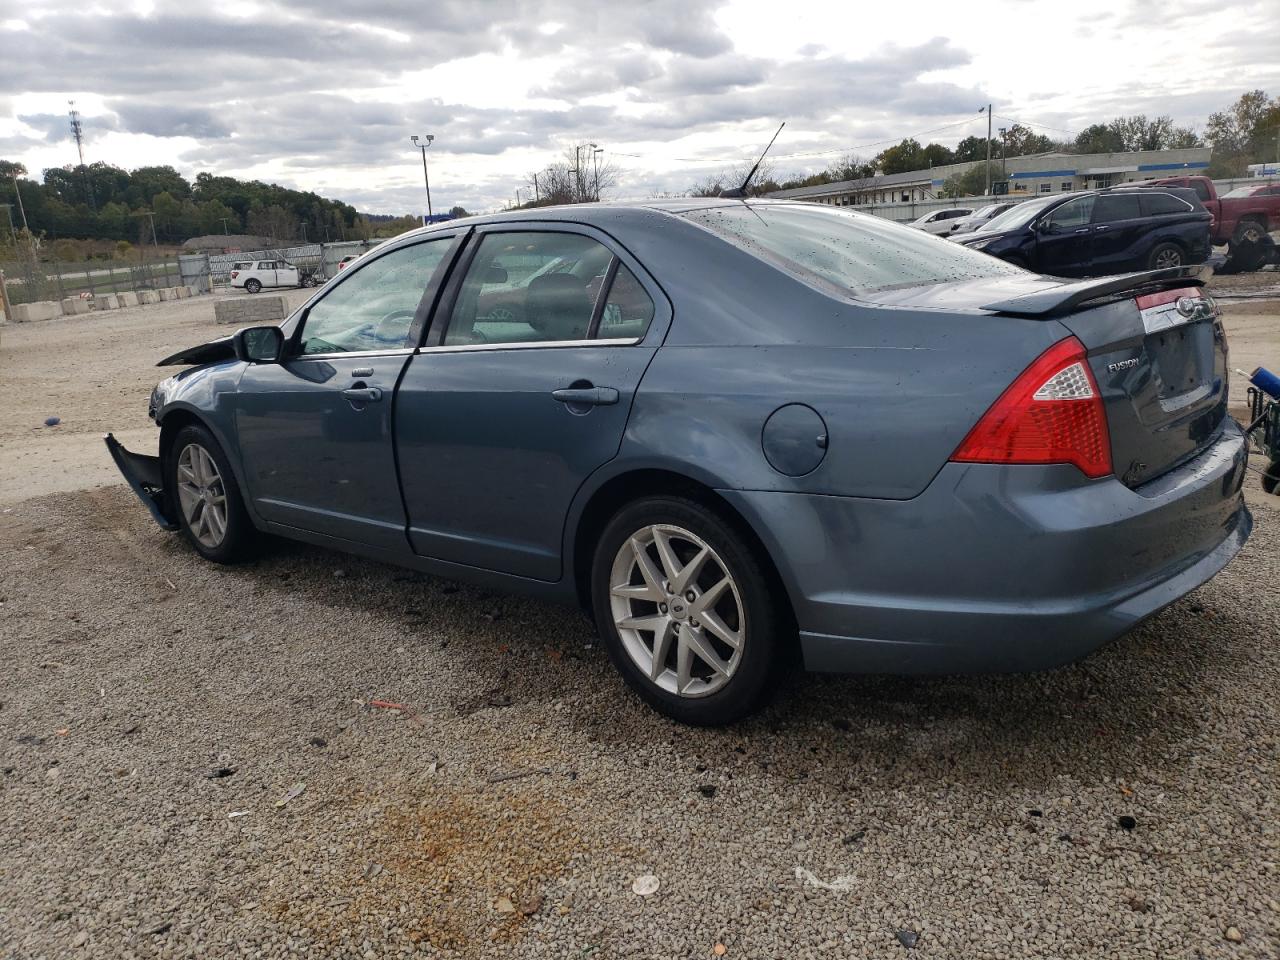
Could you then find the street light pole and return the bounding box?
[410,134,434,223]
[999,126,1007,179]
[590,143,603,201]
[979,104,992,196]
[10,171,28,231]
[219,216,232,235]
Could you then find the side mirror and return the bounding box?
[233,325,284,363]
[483,265,508,284]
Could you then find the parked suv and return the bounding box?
[948,201,1022,235]
[230,259,301,293]
[955,187,1211,276]
[908,207,973,235]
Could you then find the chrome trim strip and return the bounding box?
[417,337,642,354]
[291,347,417,361]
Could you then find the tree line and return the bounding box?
[691,90,1280,198]
[0,161,406,254]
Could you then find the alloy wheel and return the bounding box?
[175,443,228,549]
[1154,247,1183,268]
[608,523,745,697]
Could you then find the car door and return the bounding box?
[395,225,670,581]
[277,261,300,288]
[1088,193,1144,272]
[233,233,462,551]
[1032,195,1095,277]
[256,260,276,287]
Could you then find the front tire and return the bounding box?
[166,424,256,563]
[244,278,262,294]
[1148,242,1184,270]
[1234,220,1267,245]
[591,496,785,725]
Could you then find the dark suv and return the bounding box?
[953,187,1211,276]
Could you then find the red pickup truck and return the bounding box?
[1139,174,1280,245]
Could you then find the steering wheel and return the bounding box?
[373,310,417,342]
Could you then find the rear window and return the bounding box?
[681,204,1023,295]
[1140,192,1193,216]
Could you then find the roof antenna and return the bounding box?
[719,121,785,199]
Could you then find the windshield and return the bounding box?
[974,194,1060,233]
[1221,186,1262,199]
[681,203,1024,295]
[969,204,1002,219]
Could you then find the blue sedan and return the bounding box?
[107,200,1250,725]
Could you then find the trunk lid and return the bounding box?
[869,268,1228,487]
[1054,286,1227,487]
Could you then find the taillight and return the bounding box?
[230,271,238,278]
[950,336,1112,479]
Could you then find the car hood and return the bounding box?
[157,334,236,367]
[861,266,1210,317]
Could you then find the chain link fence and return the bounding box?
[0,250,183,306]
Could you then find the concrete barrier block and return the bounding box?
[60,297,91,316]
[12,300,62,323]
[94,294,119,310]
[118,291,139,307]
[183,285,197,298]
[214,295,288,325]
[137,290,160,304]
[158,288,175,301]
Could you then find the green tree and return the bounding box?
[940,165,988,198]
[1206,90,1280,176]
[1003,124,1055,157]
[953,136,998,163]
[874,139,926,175]
[1073,123,1124,154]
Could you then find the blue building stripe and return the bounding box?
[1136,161,1211,172]
[1009,169,1077,179]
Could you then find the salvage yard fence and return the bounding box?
[0,253,183,306]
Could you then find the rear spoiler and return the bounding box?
[982,265,1211,317]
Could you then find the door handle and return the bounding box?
[552,386,619,406]
[342,386,383,402]
[1073,227,1091,234]
[1093,225,1110,232]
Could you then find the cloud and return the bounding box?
[113,104,232,139]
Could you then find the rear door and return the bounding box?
[1089,193,1146,272]
[234,234,461,550]
[395,224,670,580]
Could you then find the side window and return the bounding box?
[1092,194,1142,222]
[1140,193,1192,216]
[443,232,614,346]
[1195,182,1212,201]
[299,239,450,355]
[597,264,655,340]
[1042,196,1095,229]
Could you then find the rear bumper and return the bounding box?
[104,433,178,530]
[721,419,1251,674]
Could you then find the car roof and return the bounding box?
[386,198,849,243]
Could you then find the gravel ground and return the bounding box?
[1,291,1278,959]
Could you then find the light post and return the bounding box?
[410,134,434,223]
[589,143,603,200]
[514,188,524,208]
[979,104,992,196]
[219,216,233,235]
[998,126,1008,179]
[299,222,308,244]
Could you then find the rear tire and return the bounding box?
[245,278,262,294]
[1148,242,1184,270]
[1233,220,1267,245]
[590,496,786,725]
[166,424,257,563]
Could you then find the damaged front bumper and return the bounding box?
[104,433,179,530]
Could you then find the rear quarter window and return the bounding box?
[681,204,1024,296]
[1140,193,1193,216]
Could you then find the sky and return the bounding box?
[1,0,1277,216]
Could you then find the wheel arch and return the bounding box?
[157,404,255,522]
[568,467,798,636]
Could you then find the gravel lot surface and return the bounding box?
[1,288,1278,959]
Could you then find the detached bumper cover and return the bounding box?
[104,433,178,530]
[721,419,1251,674]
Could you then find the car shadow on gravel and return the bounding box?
[206,525,1235,796]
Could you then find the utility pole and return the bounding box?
[532,173,540,203]
[410,134,434,223]
[979,104,992,196]
[219,216,232,235]
[132,211,160,257]
[514,188,524,208]
[574,145,583,202]
[999,126,1008,179]
[299,222,308,244]
[10,170,28,231]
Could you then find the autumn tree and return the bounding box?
[1206,90,1280,175]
